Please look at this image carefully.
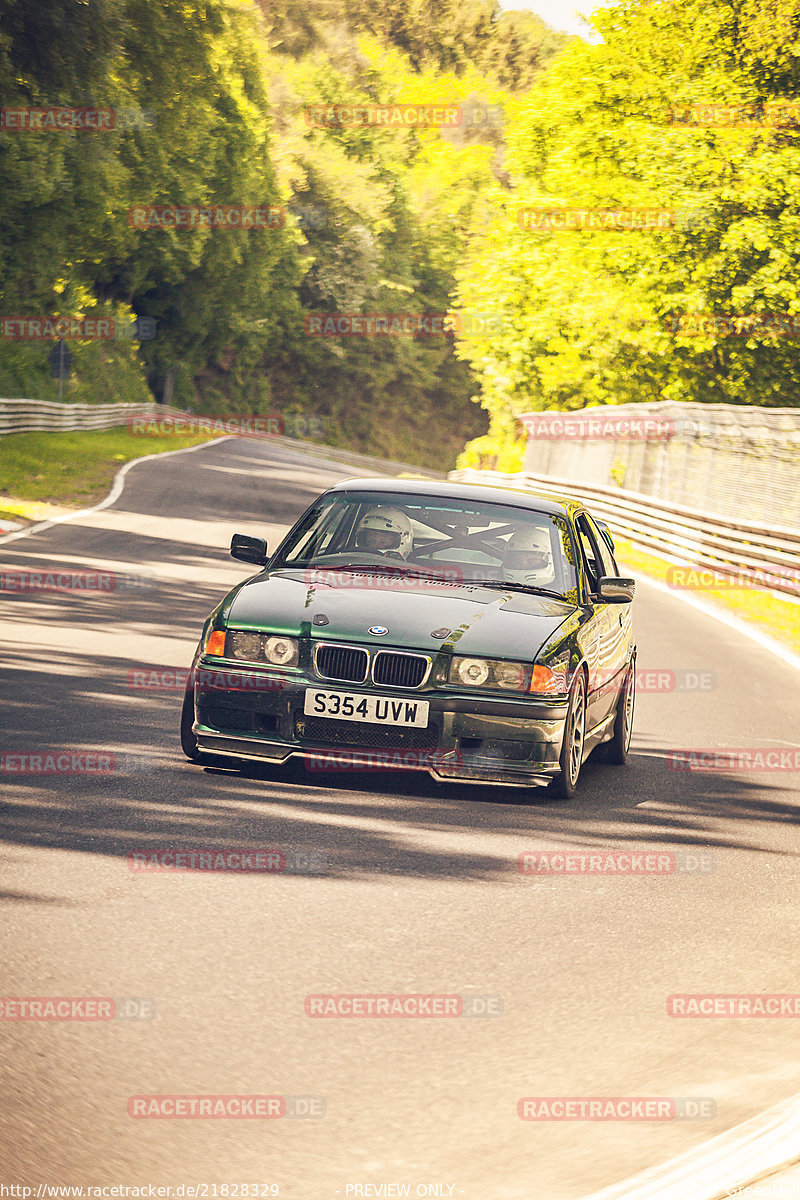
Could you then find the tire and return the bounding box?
[180,682,203,762]
[606,659,635,765]
[549,671,586,799]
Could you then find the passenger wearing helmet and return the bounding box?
[503,526,555,586]
[354,506,414,559]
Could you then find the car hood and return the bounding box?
[225,569,574,660]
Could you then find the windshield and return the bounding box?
[271,491,578,599]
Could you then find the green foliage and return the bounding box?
[455,0,800,466]
[260,0,569,85]
[0,0,569,467]
[0,0,298,409]
[263,36,524,463]
[455,431,525,471]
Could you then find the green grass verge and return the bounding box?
[0,426,220,518]
[615,535,800,658]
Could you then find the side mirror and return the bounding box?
[230,534,268,566]
[598,575,635,603]
[596,521,615,553]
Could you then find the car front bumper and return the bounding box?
[191,658,569,788]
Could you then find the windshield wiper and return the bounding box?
[295,563,567,597]
[475,579,567,599]
[303,563,457,581]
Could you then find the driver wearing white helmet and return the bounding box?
[503,526,556,586]
[354,506,414,559]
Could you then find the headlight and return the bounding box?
[448,656,530,691]
[263,635,297,665]
[495,661,529,688]
[225,630,299,667]
[230,632,261,660]
[454,657,489,686]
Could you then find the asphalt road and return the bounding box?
[1,437,799,1200]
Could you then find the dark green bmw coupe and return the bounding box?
[181,479,636,797]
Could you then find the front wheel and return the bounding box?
[549,672,586,799]
[606,660,635,765]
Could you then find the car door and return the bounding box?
[574,513,624,731]
[585,513,634,695]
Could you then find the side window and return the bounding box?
[282,501,352,563]
[575,515,602,593]
[585,515,617,579]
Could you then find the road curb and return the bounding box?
[581,1093,800,1200]
[0,436,238,548]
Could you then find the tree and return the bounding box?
[453,0,800,470]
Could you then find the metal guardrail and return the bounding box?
[519,399,800,530]
[0,398,445,477]
[0,398,179,436]
[449,467,800,599]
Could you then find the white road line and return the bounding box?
[625,572,800,675]
[0,435,385,550]
[0,436,236,548]
[581,1091,800,1200]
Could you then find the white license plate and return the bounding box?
[304,689,429,727]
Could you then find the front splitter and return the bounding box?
[194,732,556,789]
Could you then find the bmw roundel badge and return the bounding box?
[368,625,389,636]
